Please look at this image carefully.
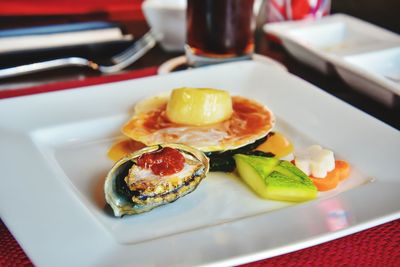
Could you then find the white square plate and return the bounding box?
[263,14,400,107]
[1,61,399,267]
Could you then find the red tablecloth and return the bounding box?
[0,0,145,21]
[0,67,399,267]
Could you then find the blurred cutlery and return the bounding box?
[0,30,158,79]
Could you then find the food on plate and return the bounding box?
[293,145,350,191]
[120,87,275,171]
[104,144,209,217]
[107,139,146,162]
[105,87,351,214]
[205,144,274,172]
[294,145,335,178]
[335,160,351,181]
[309,160,350,191]
[256,132,294,158]
[234,154,317,202]
[166,87,233,125]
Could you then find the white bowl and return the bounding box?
[142,0,186,52]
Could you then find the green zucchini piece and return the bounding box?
[233,154,317,202]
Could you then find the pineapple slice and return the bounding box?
[166,87,233,126]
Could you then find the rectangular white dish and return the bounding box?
[333,46,400,107]
[263,13,400,107]
[1,61,399,267]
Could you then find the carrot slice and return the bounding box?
[309,160,350,191]
[335,160,350,181]
[310,170,340,191]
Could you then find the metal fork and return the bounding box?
[0,30,158,79]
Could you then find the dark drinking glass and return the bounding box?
[186,0,255,66]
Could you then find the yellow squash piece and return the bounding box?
[234,154,317,202]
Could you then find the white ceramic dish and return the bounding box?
[264,14,400,107]
[263,14,400,74]
[333,46,400,107]
[1,61,399,267]
[142,0,186,52]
